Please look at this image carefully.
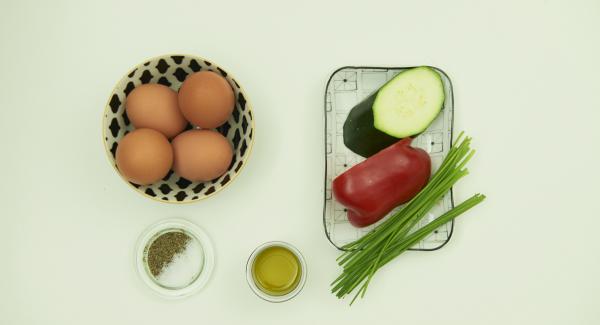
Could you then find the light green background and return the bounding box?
[1,0,599,324]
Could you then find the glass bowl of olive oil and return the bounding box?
[246,241,307,303]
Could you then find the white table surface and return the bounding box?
[2,1,599,324]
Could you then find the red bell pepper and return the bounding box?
[333,138,431,227]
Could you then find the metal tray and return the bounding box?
[323,66,455,251]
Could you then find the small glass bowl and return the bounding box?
[135,219,214,298]
[246,241,307,303]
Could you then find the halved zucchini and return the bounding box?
[373,66,444,138]
[343,67,445,157]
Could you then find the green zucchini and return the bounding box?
[343,92,398,157]
[343,67,445,157]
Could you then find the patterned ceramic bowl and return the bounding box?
[103,54,254,203]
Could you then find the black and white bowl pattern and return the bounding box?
[103,54,254,203]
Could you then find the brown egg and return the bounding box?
[172,130,233,182]
[126,84,187,139]
[116,128,173,185]
[177,71,235,128]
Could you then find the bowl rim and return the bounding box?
[102,53,255,204]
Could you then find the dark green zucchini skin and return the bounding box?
[343,92,399,157]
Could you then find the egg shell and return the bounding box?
[126,84,188,139]
[177,71,235,129]
[115,128,173,185]
[171,130,233,182]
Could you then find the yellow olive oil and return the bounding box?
[252,246,301,296]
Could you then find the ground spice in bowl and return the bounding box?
[147,231,191,277]
[136,219,214,298]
